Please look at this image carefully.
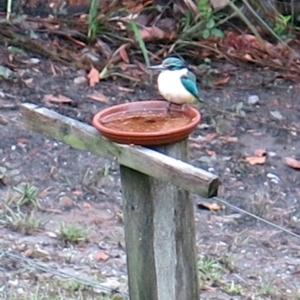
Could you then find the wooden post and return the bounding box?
[120,139,199,300]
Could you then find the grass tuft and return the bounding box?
[57,223,89,244]
[14,183,39,207]
[0,204,43,234]
[198,255,224,286]
[88,0,101,40]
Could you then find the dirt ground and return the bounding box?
[1,43,300,300]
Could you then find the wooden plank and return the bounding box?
[20,103,219,198]
[120,139,199,300]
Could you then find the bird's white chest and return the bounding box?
[157,69,195,104]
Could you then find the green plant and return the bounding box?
[58,223,89,244]
[88,0,101,40]
[198,256,223,284]
[223,280,243,295]
[197,0,224,39]
[14,183,39,207]
[274,14,291,35]
[258,280,278,297]
[129,20,150,67]
[0,204,43,234]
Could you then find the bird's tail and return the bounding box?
[197,96,204,103]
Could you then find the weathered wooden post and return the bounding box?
[21,103,219,300]
[120,139,199,300]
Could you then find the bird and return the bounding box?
[148,57,202,109]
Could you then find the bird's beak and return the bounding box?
[147,64,165,70]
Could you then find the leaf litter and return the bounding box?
[2,2,300,298]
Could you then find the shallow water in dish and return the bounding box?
[101,110,192,132]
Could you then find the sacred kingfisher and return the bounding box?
[148,57,202,106]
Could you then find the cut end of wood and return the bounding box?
[208,177,220,198]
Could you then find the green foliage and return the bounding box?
[129,20,150,67]
[14,183,39,207]
[88,0,101,40]
[198,256,224,284]
[58,223,89,244]
[274,14,291,35]
[181,0,224,40]
[197,0,224,39]
[223,280,243,295]
[258,280,278,297]
[0,204,43,234]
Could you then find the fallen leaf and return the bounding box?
[284,157,300,169]
[254,149,267,157]
[245,156,266,165]
[44,94,73,103]
[219,136,238,142]
[87,67,99,87]
[0,115,8,125]
[210,0,228,8]
[201,283,216,291]
[139,26,166,41]
[94,250,110,262]
[72,190,83,196]
[197,202,221,211]
[17,138,29,144]
[119,44,130,64]
[59,196,74,208]
[189,143,202,150]
[205,132,218,141]
[82,202,92,209]
[87,91,109,103]
[213,76,230,86]
[206,150,216,156]
[23,249,33,257]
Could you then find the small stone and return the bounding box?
[11,145,16,151]
[248,95,260,105]
[74,76,87,85]
[270,110,283,120]
[59,196,74,208]
[291,216,298,222]
[268,151,277,157]
[267,173,280,183]
[46,231,57,238]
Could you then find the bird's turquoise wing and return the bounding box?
[180,71,200,100]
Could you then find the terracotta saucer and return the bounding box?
[92,100,201,146]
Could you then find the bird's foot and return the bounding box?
[167,102,185,113]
